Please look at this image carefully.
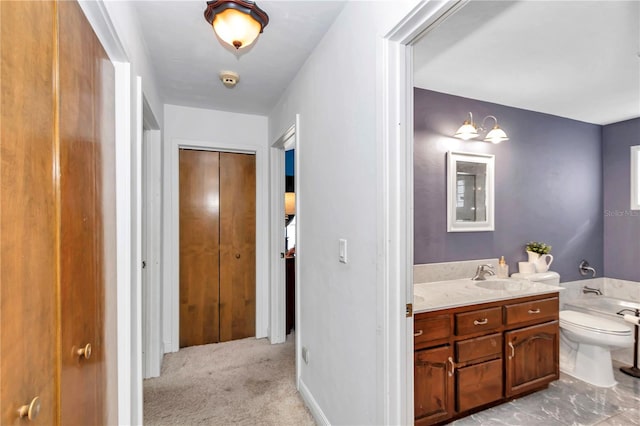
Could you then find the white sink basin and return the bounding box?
[475,279,529,291]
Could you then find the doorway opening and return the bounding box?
[378,2,468,423]
[269,117,301,384]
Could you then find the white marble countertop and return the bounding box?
[414,278,563,313]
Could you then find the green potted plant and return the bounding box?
[525,241,552,256]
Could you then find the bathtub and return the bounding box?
[565,295,640,318]
[564,296,640,366]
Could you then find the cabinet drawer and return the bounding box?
[456,358,503,413]
[455,307,502,336]
[414,314,450,346]
[456,333,502,364]
[505,297,558,326]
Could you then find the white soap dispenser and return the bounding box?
[497,256,509,278]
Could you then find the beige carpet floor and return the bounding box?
[143,334,315,425]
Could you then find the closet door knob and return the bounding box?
[77,343,92,360]
[17,396,41,421]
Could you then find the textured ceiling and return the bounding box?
[414,1,640,125]
[132,0,346,115]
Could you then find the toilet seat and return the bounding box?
[560,310,632,336]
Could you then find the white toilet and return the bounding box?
[515,271,634,387]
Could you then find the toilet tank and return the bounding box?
[512,271,560,285]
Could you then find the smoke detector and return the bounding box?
[220,71,239,88]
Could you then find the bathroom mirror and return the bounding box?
[632,145,639,210]
[447,151,495,232]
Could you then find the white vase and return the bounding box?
[534,254,554,272]
[527,251,540,263]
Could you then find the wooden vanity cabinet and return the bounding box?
[414,293,559,425]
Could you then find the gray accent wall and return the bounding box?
[603,118,640,281]
[414,88,603,282]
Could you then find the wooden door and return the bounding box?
[219,152,256,342]
[414,345,455,425]
[179,150,256,347]
[0,1,58,424]
[58,1,114,424]
[179,149,221,347]
[505,321,559,397]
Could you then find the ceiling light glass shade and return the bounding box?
[204,1,269,50]
[454,121,479,140]
[484,125,509,144]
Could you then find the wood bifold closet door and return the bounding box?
[1,1,114,425]
[179,150,256,348]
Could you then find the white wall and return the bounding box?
[268,1,420,424]
[162,104,269,353]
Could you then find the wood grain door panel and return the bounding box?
[414,345,454,425]
[505,321,559,397]
[219,152,256,342]
[0,1,58,424]
[179,149,221,347]
[59,1,112,423]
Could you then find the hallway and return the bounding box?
[143,335,313,425]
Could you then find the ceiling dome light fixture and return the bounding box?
[204,0,269,50]
[453,112,509,144]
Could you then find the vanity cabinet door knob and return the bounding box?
[17,396,41,421]
[447,357,455,377]
[414,329,423,337]
[77,343,92,360]
[508,342,515,359]
[528,308,541,314]
[473,318,489,325]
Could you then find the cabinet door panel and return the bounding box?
[456,358,503,412]
[414,346,454,424]
[505,321,559,397]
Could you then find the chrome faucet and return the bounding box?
[472,264,496,281]
[583,286,603,296]
[579,259,596,278]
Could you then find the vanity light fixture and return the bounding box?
[454,112,509,144]
[204,0,269,50]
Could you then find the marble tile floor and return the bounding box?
[452,361,640,426]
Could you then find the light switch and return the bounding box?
[339,238,347,264]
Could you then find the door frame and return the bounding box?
[166,138,269,353]
[141,104,162,380]
[268,121,296,346]
[378,1,469,423]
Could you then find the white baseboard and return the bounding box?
[298,379,330,426]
